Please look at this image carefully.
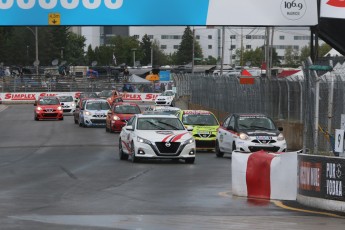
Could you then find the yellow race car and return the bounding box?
[176,110,220,151]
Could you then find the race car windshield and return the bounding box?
[86,101,110,110]
[182,114,218,126]
[238,117,276,130]
[137,118,185,130]
[114,105,140,114]
[39,98,59,105]
[161,91,174,96]
[58,96,73,102]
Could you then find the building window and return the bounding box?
[279,35,285,40]
[196,35,200,40]
[294,35,310,40]
[148,35,153,39]
[208,45,212,49]
[230,45,236,50]
[161,45,167,49]
[246,45,251,49]
[230,35,236,39]
[246,35,251,39]
[208,35,212,39]
[133,35,139,39]
[173,45,179,49]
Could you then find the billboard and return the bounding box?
[0,0,318,26]
[320,0,345,19]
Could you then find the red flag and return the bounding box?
[261,62,267,70]
[241,69,252,77]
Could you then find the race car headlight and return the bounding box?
[183,137,195,145]
[71,103,75,107]
[112,115,120,121]
[137,136,152,145]
[85,111,92,116]
[36,106,42,111]
[277,133,285,141]
[239,133,249,140]
[57,106,62,111]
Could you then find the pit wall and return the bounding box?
[298,154,345,212]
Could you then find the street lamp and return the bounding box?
[131,48,137,67]
[26,26,39,76]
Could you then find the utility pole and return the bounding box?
[150,46,153,67]
[192,27,195,74]
[220,26,225,75]
[265,27,270,78]
[240,27,244,67]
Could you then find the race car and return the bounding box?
[119,114,196,163]
[176,110,220,151]
[154,90,175,106]
[34,96,63,121]
[215,113,287,157]
[78,99,110,127]
[57,94,76,116]
[144,105,181,115]
[105,102,141,133]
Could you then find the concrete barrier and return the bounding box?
[232,150,298,200]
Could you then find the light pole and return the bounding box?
[26,27,39,76]
[131,48,137,67]
[61,47,64,60]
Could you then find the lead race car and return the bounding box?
[119,113,196,163]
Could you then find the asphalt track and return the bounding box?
[0,104,344,230]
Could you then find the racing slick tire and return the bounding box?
[34,115,39,121]
[119,139,129,160]
[215,140,224,158]
[74,117,78,124]
[185,158,195,164]
[59,117,64,121]
[131,142,139,163]
[105,124,109,132]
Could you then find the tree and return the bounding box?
[284,46,299,67]
[139,34,152,66]
[65,33,86,66]
[176,26,203,65]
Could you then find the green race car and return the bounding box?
[176,110,220,151]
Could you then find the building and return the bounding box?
[77,26,314,65]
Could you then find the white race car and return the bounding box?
[216,113,287,157]
[144,105,181,115]
[57,94,76,116]
[78,99,110,127]
[154,90,175,106]
[119,114,196,163]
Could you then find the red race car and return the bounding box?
[105,102,141,133]
[34,96,63,121]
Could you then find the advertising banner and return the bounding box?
[0,0,318,26]
[0,92,160,102]
[298,154,345,201]
[320,0,345,19]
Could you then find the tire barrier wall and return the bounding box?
[232,150,298,200]
[298,154,345,212]
[0,92,161,103]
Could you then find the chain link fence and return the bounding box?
[173,57,345,155]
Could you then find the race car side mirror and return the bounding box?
[227,126,234,131]
[34,102,37,106]
[125,125,134,131]
[278,127,283,131]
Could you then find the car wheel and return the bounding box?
[232,142,237,152]
[215,141,224,157]
[131,142,139,163]
[59,117,64,120]
[185,158,195,164]
[79,118,84,127]
[119,139,129,160]
[105,123,109,132]
[74,117,78,124]
[34,116,39,121]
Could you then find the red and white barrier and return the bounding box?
[0,92,161,103]
[232,150,298,200]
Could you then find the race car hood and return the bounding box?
[116,114,135,120]
[241,130,280,136]
[155,95,174,101]
[136,130,192,143]
[37,104,60,109]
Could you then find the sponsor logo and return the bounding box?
[326,163,343,197]
[165,142,171,147]
[40,93,57,97]
[299,161,321,192]
[280,0,307,20]
[4,93,36,100]
[0,0,124,10]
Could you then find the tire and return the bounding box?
[79,118,84,127]
[59,117,64,121]
[34,116,39,121]
[119,139,129,160]
[74,117,78,124]
[105,123,109,132]
[215,141,224,157]
[131,142,139,163]
[185,158,195,164]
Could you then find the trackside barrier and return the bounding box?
[232,150,298,200]
[0,92,161,103]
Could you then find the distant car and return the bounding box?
[144,105,181,115]
[78,99,110,127]
[78,92,99,99]
[155,90,175,106]
[57,95,76,116]
[216,113,287,157]
[106,90,122,106]
[73,97,97,124]
[176,110,219,151]
[34,96,63,121]
[119,114,196,163]
[105,102,141,133]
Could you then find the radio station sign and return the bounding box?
[0,0,318,26]
[299,154,345,201]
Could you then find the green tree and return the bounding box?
[176,26,203,65]
[319,43,332,57]
[65,33,86,66]
[284,46,299,67]
[139,34,152,66]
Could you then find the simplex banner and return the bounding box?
[320,0,345,19]
[0,0,318,26]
